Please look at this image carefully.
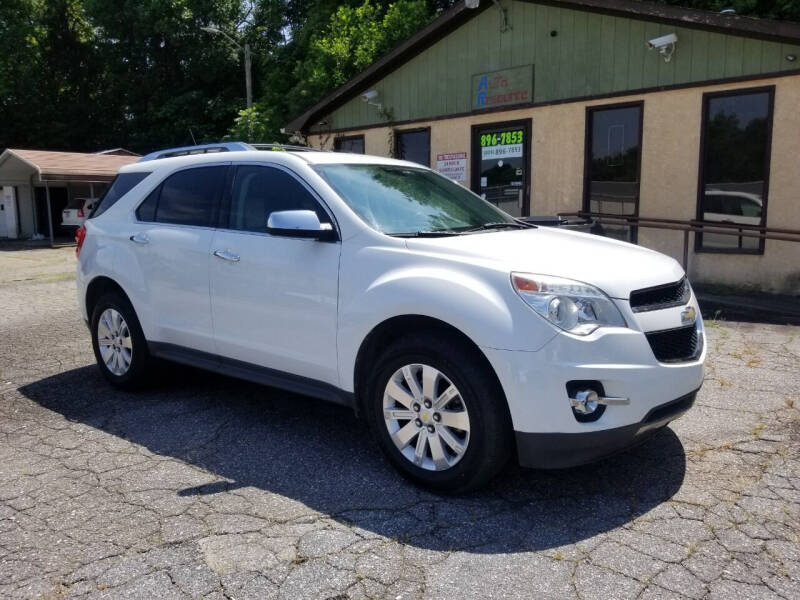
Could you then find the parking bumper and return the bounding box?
[514,390,697,469]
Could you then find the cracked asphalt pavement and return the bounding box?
[1,244,799,599]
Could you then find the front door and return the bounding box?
[471,120,531,217]
[209,164,341,386]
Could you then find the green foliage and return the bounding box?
[288,0,430,118]
[0,0,797,154]
[225,104,282,142]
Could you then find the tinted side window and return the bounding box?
[136,188,159,222]
[227,166,329,233]
[156,166,226,227]
[91,172,149,218]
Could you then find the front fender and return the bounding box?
[337,259,557,392]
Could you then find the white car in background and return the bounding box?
[74,142,705,493]
[703,189,762,224]
[61,197,98,227]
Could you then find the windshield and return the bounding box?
[313,164,517,235]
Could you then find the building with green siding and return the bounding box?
[287,0,800,293]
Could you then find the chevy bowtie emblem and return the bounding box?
[681,306,696,325]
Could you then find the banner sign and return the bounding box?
[436,152,467,182]
[472,65,533,110]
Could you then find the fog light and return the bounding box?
[570,390,600,415]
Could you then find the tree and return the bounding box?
[287,0,430,117]
[1,0,797,154]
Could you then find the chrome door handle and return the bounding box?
[213,249,240,262]
[130,233,149,244]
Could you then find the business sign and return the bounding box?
[436,152,467,182]
[472,65,533,110]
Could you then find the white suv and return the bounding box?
[76,143,705,492]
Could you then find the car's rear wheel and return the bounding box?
[90,292,154,389]
[366,333,512,493]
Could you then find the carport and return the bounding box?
[0,149,139,244]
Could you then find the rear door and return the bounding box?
[129,165,227,354]
[209,164,341,385]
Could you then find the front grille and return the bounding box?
[630,277,690,312]
[645,324,702,363]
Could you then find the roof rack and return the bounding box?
[250,143,319,152]
[138,142,252,162]
[138,141,319,162]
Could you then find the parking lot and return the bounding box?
[0,244,798,600]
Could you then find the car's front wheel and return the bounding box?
[90,292,154,389]
[366,333,512,493]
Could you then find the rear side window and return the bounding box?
[91,172,149,218]
[136,189,158,222]
[137,166,226,227]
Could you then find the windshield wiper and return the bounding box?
[461,221,534,233]
[389,230,464,238]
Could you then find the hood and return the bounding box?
[405,227,685,299]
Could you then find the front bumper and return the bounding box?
[481,292,705,469]
[515,390,697,468]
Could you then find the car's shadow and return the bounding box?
[20,364,687,554]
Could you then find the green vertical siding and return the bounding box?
[320,0,800,131]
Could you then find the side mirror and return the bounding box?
[266,210,337,241]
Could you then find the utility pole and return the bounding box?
[201,26,253,109]
[244,43,253,109]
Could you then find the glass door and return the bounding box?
[471,120,531,217]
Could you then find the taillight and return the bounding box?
[75,225,86,257]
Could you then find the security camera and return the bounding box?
[647,33,677,50]
[647,33,677,62]
[361,90,379,103]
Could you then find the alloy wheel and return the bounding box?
[382,363,471,471]
[97,308,133,376]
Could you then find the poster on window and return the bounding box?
[436,152,467,182]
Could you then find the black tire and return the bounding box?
[90,291,155,390]
[365,332,512,493]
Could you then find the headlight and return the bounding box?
[511,273,626,335]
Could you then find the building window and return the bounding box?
[395,128,430,167]
[583,102,643,243]
[334,135,365,154]
[696,87,774,254]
